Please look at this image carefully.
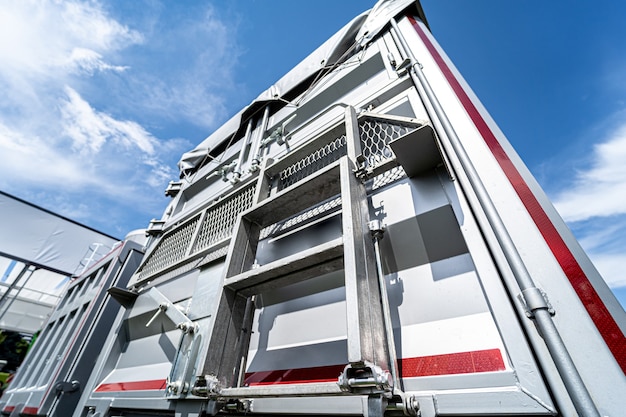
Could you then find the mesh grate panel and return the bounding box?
[359,117,416,169]
[191,185,256,254]
[260,196,342,239]
[139,215,200,279]
[276,135,347,191]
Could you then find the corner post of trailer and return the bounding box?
[388,16,601,417]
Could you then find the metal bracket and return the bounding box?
[191,375,221,398]
[338,363,392,395]
[518,287,555,318]
[165,180,183,197]
[369,219,385,241]
[353,154,371,181]
[54,380,80,394]
[165,375,189,395]
[145,287,195,330]
[146,219,166,236]
[217,160,237,183]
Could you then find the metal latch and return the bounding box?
[338,363,391,395]
[353,154,371,180]
[54,380,80,393]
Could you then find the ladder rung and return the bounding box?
[219,382,343,398]
[225,237,344,295]
[244,160,341,226]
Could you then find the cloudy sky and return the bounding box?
[0,1,624,308]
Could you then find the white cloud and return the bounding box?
[67,48,129,75]
[553,123,626,222]
[548,122,626,291]
[61,86,156,155]
[588,253,626,288]
[0,0,140,81]
[0,0,211,233]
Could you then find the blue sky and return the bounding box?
[0,1,624,308]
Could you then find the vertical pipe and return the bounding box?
[249,106,271,172]
[0,264,36,320]
[233,120,254,182]
[389,17,600,417]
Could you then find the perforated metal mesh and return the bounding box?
[277,135,347,191]
[139,215,200,279]
[191,184,256,254]
[370,166,406,190]
[138,184,256,281]
[359,117,416,169]
[260,196,342,239]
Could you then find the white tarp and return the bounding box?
[177,0,422,177]
[178,10,369,176]
[0,191,119,276]
[356,0,416,46]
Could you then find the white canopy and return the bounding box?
[0,191,118,276]
[0,191,120,334]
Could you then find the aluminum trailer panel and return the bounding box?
[9,1,622,417]
[0,239,144,417]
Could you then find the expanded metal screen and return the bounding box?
[138,184,256,280]
[277,135,347,191]
[138,116,416,281]
[138,215,201,279]
[191,184,256,254]
[359,116,416,169]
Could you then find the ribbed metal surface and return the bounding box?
[277,135,347,191]
[260,196,342,239]
[139,185,256,280]
[191,184,256,254]
[359,117,416,169]
[139,215,200,279]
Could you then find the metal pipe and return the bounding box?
[232,119,254,182]
[0,263,31,309]
[390,17,600,417]
[249,106,271,172]
[0,265,37,322]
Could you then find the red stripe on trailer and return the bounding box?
[94,379,167,392]
[245,363,344,386]
[408,16,626,374]
[399,348,505,377]
[21,406,39,415]
[244,349,505,386]
[2,406,15,413]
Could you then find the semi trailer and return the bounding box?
[2,1,624,416]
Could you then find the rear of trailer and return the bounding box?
[10,1,625,417]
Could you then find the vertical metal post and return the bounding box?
[0,264,36,321]
[233,120,254,182]
[389,17,600,417]
[249,106,271,172]
[341,107,390,395]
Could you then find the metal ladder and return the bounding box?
[196,107,392,408]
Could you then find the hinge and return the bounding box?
[191,375,221,398]
[338,362,392,395]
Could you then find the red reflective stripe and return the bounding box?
[399,348,505,377]
[245,364,344,386]
[21,406,39,415]
[244,349,505,386]
[94,379,167,392]
[408,16,626,374]
[2,406,15,413]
